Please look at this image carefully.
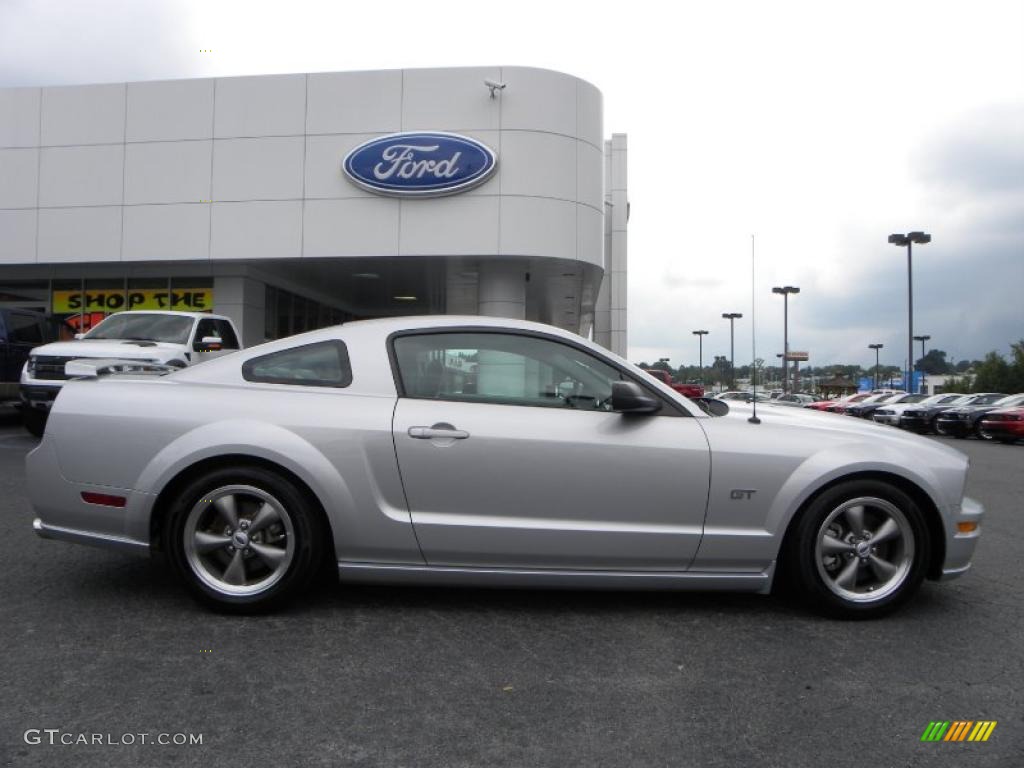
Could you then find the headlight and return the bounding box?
[27,357,36,375]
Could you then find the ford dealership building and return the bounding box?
[0,67,627,354]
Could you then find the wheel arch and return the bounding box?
[778,470,947,582]
[148,453,337,568]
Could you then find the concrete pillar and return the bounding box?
[476,260,527,396]
[213,276,266,348]
[477,260,526,319]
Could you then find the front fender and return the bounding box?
[764,440,954,538]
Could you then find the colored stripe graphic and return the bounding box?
[921,721,949,741]
[944,721,971,741]
[921,720,996,742]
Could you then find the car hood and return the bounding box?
[723,400,967,455]
[29,340,185,360]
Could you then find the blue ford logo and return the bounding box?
[342,132,497,197]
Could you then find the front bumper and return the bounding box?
[979,420,1024,440]
[872,413,900,426]
[935,417,971,437]
[19,383,61,411]
[899,415,931,432]
[938,496,984,580]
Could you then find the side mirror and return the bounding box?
[194,335,223,352]
[611,381,662,414]
[695,397,730,416]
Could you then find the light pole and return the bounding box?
[722,312,742,389]
[692,330,708,386]
[772,285,800,393]
[888,231,931,393]
[913,334,930,394]
[868,343,884,390]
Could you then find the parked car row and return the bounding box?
[789,390,1024,444]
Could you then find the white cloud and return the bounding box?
[1,0,1021,368]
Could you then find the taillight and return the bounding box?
[81,492,127,508]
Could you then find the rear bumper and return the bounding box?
[938,496,984,580]
[27,438,154,554]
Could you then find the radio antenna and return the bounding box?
[748,233,761,424]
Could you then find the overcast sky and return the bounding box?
[2,0,1021,369]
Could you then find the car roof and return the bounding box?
[106,310,231,321]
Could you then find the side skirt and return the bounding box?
[337,561,775,595]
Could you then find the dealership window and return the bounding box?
[393,332,624,410]
[264,285,352,341]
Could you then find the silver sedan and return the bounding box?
[27,316,982,618]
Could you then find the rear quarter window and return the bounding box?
[242,340,352,388]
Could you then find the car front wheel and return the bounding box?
[165,467,324,612]
[786,480,930,619]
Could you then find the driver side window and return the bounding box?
[393,332,624,411]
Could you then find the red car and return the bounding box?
[806,393,873,413]
[978,406,1024,444]
[641,369,704,399]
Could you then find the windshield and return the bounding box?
[896,394,927,403]
[84,313,193,344]
[972,393,1008,405]
[995,394,1024,407]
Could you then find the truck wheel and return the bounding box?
[23,408,47,438]
[784,479,929,619]
[165,466,325,612]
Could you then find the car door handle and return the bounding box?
[408,425,470,440]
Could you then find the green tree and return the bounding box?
[971,341,1024,393]
[915,349,950,375]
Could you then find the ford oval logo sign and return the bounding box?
[342,132,497,197]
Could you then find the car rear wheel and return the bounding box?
[165,467,324,612]
[786,480,929,619]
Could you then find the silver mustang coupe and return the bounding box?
[27,316,982,617]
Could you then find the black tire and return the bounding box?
[23,408,47,437]
[930,416,944,435]
[974,420,995,441]
[784,479,930,619]
[166,359,188,369]
[165,466,325,613]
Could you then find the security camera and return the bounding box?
[484,79,506,98]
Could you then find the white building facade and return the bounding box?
[0,66,627,352]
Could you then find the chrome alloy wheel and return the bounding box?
[183,484,295,596]
[814,496,914,603]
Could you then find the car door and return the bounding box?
[390,330,712,571]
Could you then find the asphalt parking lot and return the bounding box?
[0,411,1020,768]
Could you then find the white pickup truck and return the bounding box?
[19,310,241,435]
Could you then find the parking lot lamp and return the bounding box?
[692,330,709,386]
[771,286,800,393]
[889,231,931,393]
[869,343,884,390]
[722,313,742,389]
[913,334,931,394]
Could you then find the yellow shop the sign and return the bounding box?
[53,289,214,313]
